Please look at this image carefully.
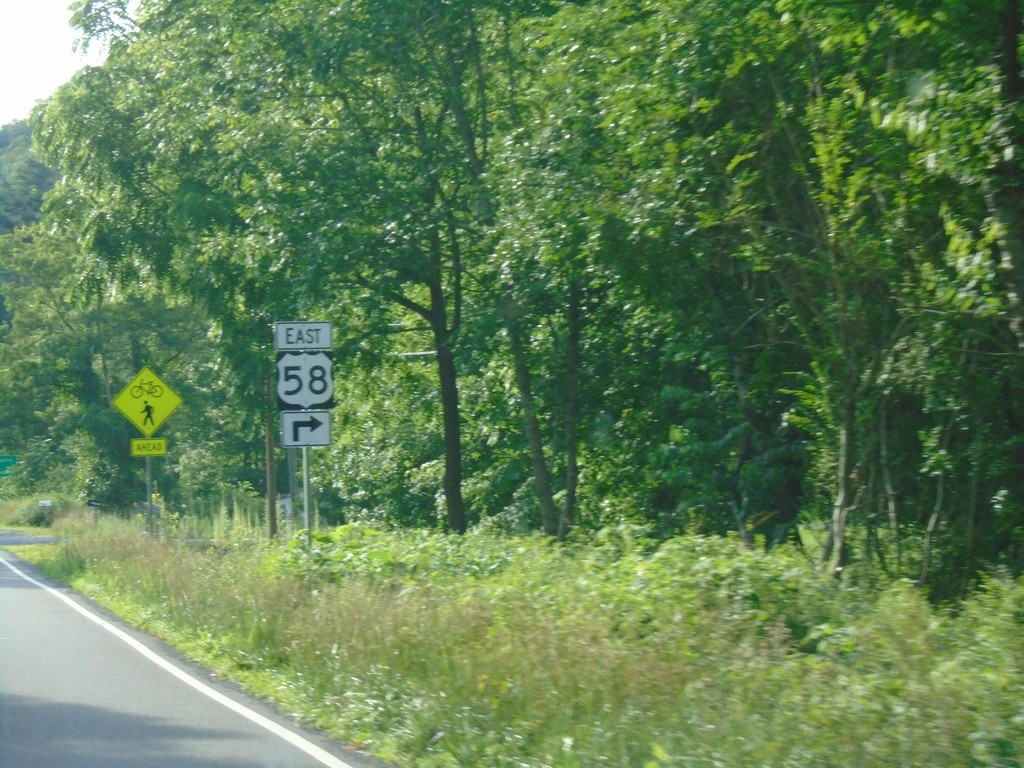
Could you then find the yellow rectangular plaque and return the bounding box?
[131,438,168,457]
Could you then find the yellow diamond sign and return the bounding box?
[113,367,182,437]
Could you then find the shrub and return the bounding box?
[8,499,55,527]
[21,525,1024,768]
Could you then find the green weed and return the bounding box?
[17,524,1024,768]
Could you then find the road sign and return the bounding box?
[0,455,16,477]
[113,366,183,437]
[131,438,168,457]
[276,352,334,410]
[275,321,333,351]
[280,411,332,447]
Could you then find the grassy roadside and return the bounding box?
[0,496,99,535]
[0,498,51,536]
[9,518,1024,768]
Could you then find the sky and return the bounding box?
[0,0,106,126]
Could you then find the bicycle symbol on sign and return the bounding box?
[130,380,164,398]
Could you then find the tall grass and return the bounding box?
[0,496,101,531]
[21,524,1024,768]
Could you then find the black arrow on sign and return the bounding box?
[291,414,324,443]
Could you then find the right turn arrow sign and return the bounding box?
[280,411,332,447]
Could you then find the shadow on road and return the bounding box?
[0,694,264,768]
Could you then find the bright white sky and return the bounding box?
[0,0,106,126]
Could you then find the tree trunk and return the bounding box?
[919,411,955,584]
[376,266,466,533]
[504,298,560,537]
[435,342,467,533]
[824,398,857,576]
[879,402,901,572]
[729,353,757,547]
[989,0,1024,346]
[558,280,582,540]
[919,471,945,585]
[431,308,467,534]
[412,104,468,534]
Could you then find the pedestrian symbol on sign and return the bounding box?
[113,367,183,437]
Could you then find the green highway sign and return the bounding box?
[0,455,16,477]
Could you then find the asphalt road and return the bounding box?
[0,542,381,768]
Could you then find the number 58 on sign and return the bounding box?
[276,351,334,410]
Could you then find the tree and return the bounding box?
[488,0,815,542]
[491,0,1024,585]
[16,0,1021,591]
[0,120,56,234]
[39,0,556,533]
[0,222,211,502]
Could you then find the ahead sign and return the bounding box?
[131,438,168,457]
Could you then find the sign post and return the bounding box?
[275,322,334,545]
[113,367,182,534]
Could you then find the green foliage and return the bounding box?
[0,220,242,505]
[2,500,53,527]
[21,525,1024,768]
[1,0,1021,594]
[0,120,55,234]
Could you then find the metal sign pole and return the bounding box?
[274,321,333,551]
[146,456,154,536]
[302,445,312,548]
[287,447,298,517]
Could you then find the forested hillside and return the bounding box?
[0,120,56,327]
[2,0,1023,597]
[0,121,55,234]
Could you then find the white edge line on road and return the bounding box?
[0,553,358,768]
